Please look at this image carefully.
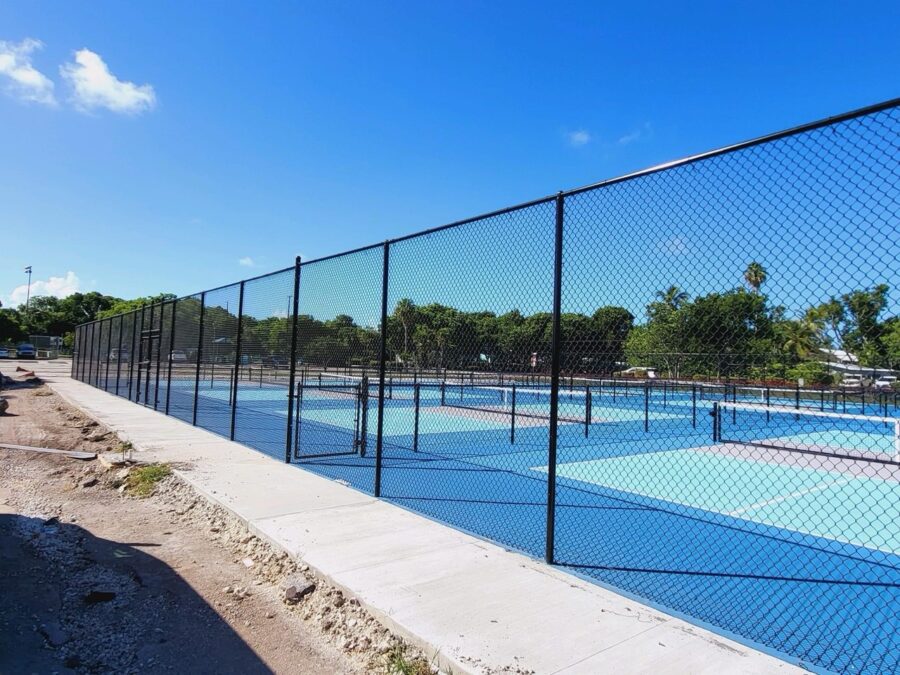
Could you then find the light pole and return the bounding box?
[24,266,32,314]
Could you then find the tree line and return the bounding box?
[5,263,898,384]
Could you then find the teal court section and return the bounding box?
[543,449,900,554]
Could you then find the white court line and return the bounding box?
[728,477,856,516]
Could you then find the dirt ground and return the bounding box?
[0,371,433,675]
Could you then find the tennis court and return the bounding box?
[71,99,900,674]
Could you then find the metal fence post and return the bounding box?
[71,327,78,379]
[154,304,165,409]
[95,320,104,387]
[104,318,112,390]
[545,192,565,565]
[230,281,245,440]
[135,305,146,402]
[129,310,139,401]
[192,293,206,426]
[165,299,177,414]
[285,256,302,463]
[143,303,156,404]
[86,323,95,384]
[374,241,390,497]
[115,315,124,396]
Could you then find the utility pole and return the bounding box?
[24,266,32,314]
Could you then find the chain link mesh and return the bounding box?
[167,295,203,423]
[232,269,295,456]
[291,247,383,493]
[69,101,899,672]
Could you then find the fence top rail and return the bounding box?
[73,96,899,331]
[564,96,900,198]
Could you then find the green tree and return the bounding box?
[393,298,417,360]
[882,318,900,370]
[0,309,26,344]
[99,293,176,318]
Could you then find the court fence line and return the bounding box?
[70,98,900,674]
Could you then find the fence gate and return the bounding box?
[134,305,162,409]
[292,376,368,460]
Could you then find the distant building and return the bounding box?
[818,348,895,379]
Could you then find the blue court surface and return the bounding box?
[98,374,900,673]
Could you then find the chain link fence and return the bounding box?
[70,99,900,672]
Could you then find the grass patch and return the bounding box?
[125,464,171,497]
[385,645,432,675]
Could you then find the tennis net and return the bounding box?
[715,401,900,463]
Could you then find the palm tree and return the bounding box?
[656,286,688,309]
[744,262,767,293]
[780,319,818,361]
[394,298,416,357]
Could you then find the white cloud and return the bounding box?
[618,123,652,146]
[657,236,690,256]
[566,129,591,147]
[8,271,81,306]
[0,38,57,106]
[238,257,256,267]
[60,49,155,114]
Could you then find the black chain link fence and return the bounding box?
[70,99,900,673]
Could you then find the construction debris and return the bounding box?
[0,443,96,460]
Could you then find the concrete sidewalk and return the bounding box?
[22,360,798,674]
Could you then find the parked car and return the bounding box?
[841,375,864,390]
[260,355,288,368]
[169,350,188,363]
[16,343,36,359]
[874,375,897,391]
[0,347,9,359]
[109,348,130,363]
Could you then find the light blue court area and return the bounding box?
[774,429,897,456]
[584,404,684,423]
[295,405,512,435]
[542,449,900,554]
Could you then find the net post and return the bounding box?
[712,401,719,442]
[584,386,591,437]
[644,380,649,432]
[285,256,302,463]
[766,386,771,423]
[691,383,697,428]
[230,281,245,441]
[165,299,177,415]
[374,241,390,497]
[510,383,517,444]
[440,380,446,406]
[545,192,564,565]
[413,383,420,452]
[295,377,305,458]
[894,420,900,463]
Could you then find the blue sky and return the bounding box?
[1,1,898,317]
